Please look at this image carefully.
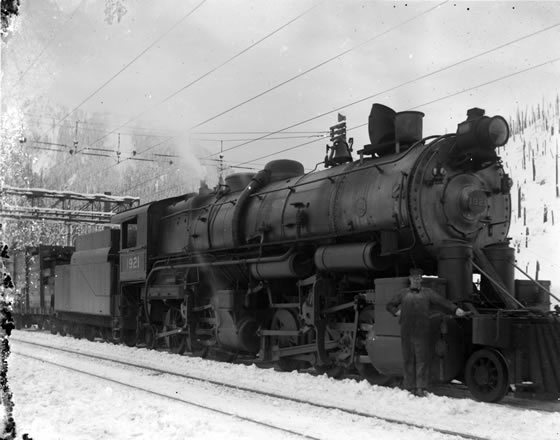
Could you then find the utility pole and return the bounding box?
[218,140,224,186]
[71,120,79,154]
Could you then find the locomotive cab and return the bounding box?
[111,197,181,345]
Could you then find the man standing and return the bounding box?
[386,268,467,397]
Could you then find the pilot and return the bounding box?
[386,268,467,397]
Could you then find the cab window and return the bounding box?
[122,219,138,249]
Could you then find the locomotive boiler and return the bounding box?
[103,103,557,403]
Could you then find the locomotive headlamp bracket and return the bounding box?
[449,108,509,171]
[456,108,510,150]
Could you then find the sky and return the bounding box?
[9,330,560,440]
[2,0,560,176]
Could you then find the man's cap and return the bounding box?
[409,268,423,277]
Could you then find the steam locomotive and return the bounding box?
[13,103,559,403]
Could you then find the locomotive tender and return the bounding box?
[25,103,559,403]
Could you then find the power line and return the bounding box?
[84,0,323,150]
[192,134,327,142]
[35,46,560,191]
[64,2,324,186]
[192,131,328,135]
[71,20,560,188]
[70,1,436,177]
[47,15,560,192]
[27,139,177,164]
[51,48,558,201]
[50,0,208,135]
[22,113,175,138]
[234,56,560,167]
[209,21,560,159]
[189,0,448,131]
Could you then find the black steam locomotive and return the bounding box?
[14,103,559,403]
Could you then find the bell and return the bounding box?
[329,139,352,165]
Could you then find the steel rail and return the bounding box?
[14,350,319,440]
[13,337,494,440]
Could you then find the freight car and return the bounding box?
[31,103,559,403]
[10,245,73,330]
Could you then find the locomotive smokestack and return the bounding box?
[364,104,424,156]
[394,111,424,148]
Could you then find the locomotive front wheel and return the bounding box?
[465,348,510,403]
[50,321,57,335]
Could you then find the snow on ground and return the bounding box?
[7,331,560,440]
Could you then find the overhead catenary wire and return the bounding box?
[234,56,560,167]
[209,21,560,160]
[192,134,327,142]
[189,0,448,131]
[37,12,558,191]
[67,3,324,184]
[81,1,323,154]
[74,2,448,173]
[28,0,441,163]
[192,131,329,135]
[47,0,208,137]
[25,0,434,156]
[68,22,560,186]
[22,113,176,139]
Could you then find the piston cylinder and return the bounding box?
[437,240,473,302]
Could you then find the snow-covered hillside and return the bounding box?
[500,97,560,303]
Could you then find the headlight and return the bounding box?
[479,116,509,148]
[456,108,510,150]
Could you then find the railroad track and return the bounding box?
[12,336,504,440]
[13,328,560,413]
[14,351,317,440]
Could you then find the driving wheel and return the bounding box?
[271,309,303,372]
[163,308,186,355]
